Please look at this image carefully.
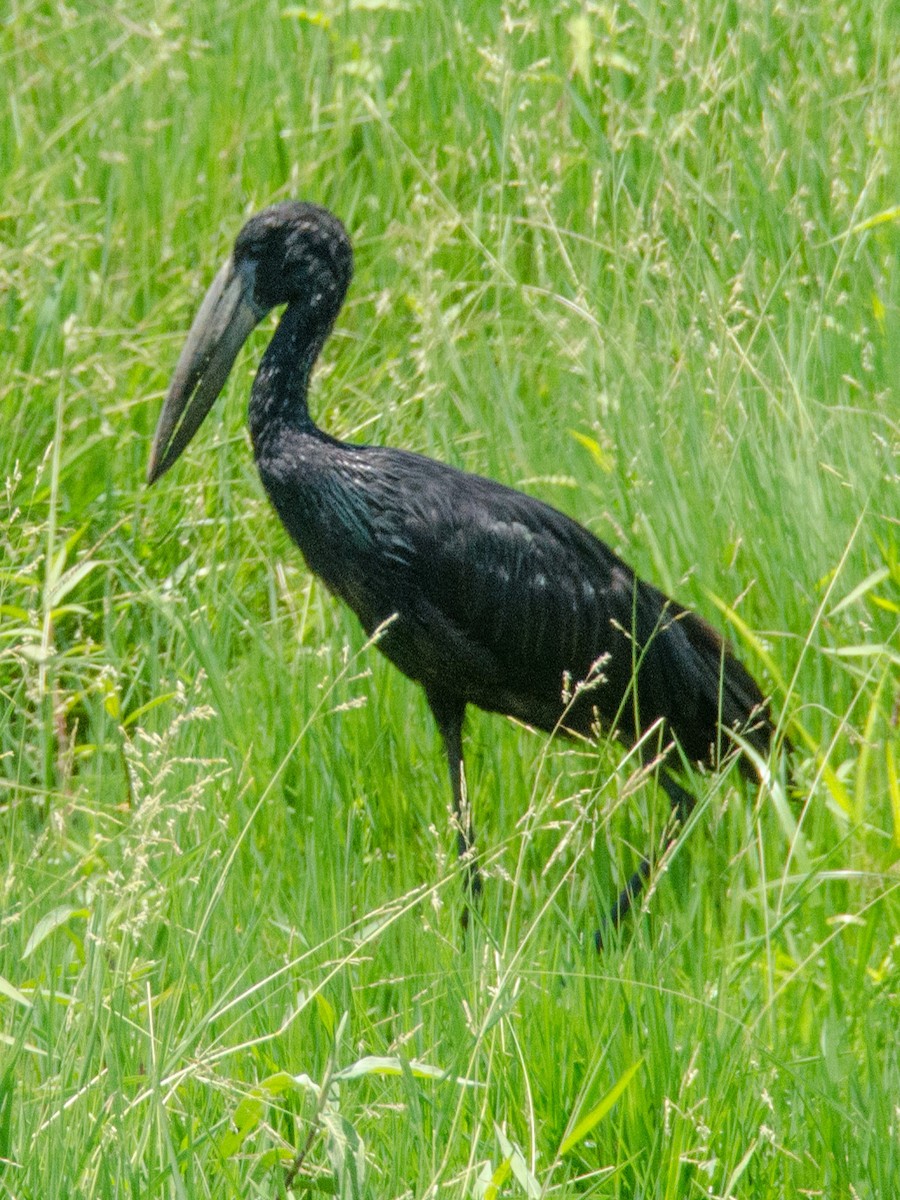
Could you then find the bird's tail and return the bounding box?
[672,604,776,774]
[598,586,783,947]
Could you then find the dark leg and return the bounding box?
[595,767,695,949]
[658,769,695,826]
[425,690,482,917]
[595,859,651,951]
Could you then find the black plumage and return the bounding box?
[148,201,775,937]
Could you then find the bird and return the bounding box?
[147,201,776,941]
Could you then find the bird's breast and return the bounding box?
[256,447,407,628]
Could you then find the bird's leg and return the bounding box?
[596,765,696,950]
[426,691,482,920]
[658,768,695,827]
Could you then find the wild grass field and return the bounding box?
[2,0,899,1196]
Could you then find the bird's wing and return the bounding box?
[359,452,656,714]
[359,449,769,757]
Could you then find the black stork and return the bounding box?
[148,201,776,940]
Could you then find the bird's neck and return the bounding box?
[248,301,334,451]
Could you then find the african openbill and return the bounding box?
[148,201,776,939]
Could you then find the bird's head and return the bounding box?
[147,201,353,484]
[234,202,353,315]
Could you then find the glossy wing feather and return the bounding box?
[331,447,771,765]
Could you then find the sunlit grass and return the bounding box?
[2,0,898,1195]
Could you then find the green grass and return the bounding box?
[2,0,899,1195]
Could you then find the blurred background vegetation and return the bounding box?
[1,1,898,1196]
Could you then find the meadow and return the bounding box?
[1,0,898,1196]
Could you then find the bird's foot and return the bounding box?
[459,859,483,932]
